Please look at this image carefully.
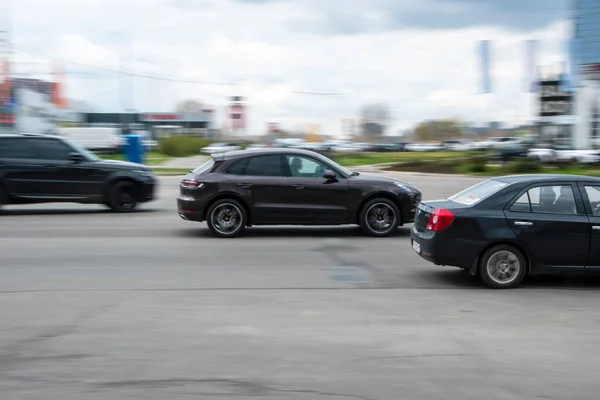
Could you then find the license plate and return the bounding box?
[412,240,421,254]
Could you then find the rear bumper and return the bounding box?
[410,226,481,269]
[177,196,205,222]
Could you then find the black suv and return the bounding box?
[177,148,421,237]
[0,134,156,212]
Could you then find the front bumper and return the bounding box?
[138,181,156,202]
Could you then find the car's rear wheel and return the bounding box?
[206,199,247,238]
[106,181,139,212]
[359,198,400,237]
[479,244,527,289]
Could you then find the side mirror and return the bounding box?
[323,170,336,180]
[69,152,84,162]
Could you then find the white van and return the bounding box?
[54,127,124,154]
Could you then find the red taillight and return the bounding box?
[426,209,455,232]
[181,180,203,188]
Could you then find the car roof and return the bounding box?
[0,133,64,140]
[494,174,600,184]
[212,147,324,161]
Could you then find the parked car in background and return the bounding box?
[201,142,243,155]
[247,144,268,150]
[492,143,528,162]
[177,148,422,238]
[330,142,365,152]
[411,174,600,289]
[0,134,156,212]
[290,142,329,152]
[442,140,474,151]
[377,143,405,152]
[405,143,443,152]
[527,147,600,164]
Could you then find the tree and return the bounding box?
[359,103,390,138]
[176,99,205,113]
[414,119,465,142]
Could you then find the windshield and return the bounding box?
[67,141,100,161]
[448,179,508,205]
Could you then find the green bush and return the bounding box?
[463,156,488,173]
[159,135,212,157]
[504,159,541,173]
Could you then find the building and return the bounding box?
[83,111,214,139]
[571,0,600,148]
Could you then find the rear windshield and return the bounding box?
[448,179,508,205]
[192,159,215,174]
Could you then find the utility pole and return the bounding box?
[111,31,134,134]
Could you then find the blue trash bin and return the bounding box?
[123,134,145,164]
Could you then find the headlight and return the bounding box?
[135,170,154,178]
[394,182,412,191]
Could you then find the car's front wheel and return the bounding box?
[206,198,247,238]
[359,198,400,237]
[479,244,527,289]
[106,181,139,213]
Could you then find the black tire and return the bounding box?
[0,184,7,211]
[359,198,400,237]
[479,244,527,289]
[106,180,139,213]
[206,198,247,238]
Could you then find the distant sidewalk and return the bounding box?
[153,155,209,169]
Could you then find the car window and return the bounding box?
[512,185,578,215]
[227,158,249,175]
[509,193,531,213]
[33,139,73,161]
[0,138,34,159]
[584,186,600,215]
[449,179,508,205]
[286,155,329,178]
[244,155,285,177]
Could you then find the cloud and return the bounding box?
[6,0,571,136]
[233,0,569,33]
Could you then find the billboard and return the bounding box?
[525,39,538,93]
[228,96,246,130]
[0,57,12,126]
[15,88,58,134]
[52,61,69,109]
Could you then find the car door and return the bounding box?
[229,154,293,224]
[578,183,600,268]
[284,154,350,224]
[30,138,98,198]
[504,183,590,268]
[0,137,41,197]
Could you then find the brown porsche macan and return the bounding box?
[177,148,421,238]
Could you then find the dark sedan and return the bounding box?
[177,148,421,237]
[411,174,600,288]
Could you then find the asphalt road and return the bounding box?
[2,173,600,400]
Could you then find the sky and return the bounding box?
[4,0,571,137]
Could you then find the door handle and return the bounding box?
[593,226,600,231]
[514,221,533,226]
[293,184,305,189]
[238,183,252,189]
